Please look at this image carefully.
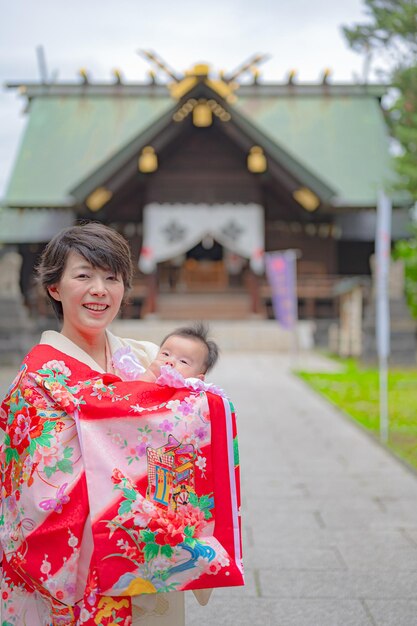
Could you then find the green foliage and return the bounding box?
[28,440,37,456]
[64,446,73,459]
[43,454,75,477]
[298,359,417,469]
[117,499,132,515]
[183,525,195,538]
[44,465,57,479]
[56,459,73,474]
[188,492,213,519]
[42,421,56,433]
[140,529,156,543]
[32,433,52,448]
[342,1,417,197]
[5,447,19,463]
[343,1,417,317]
[233,436,240,467]
[343,2,417,197]
[160,544,174,558]
[342,0,417,63]
[144,542,160,562]
[122,488,137,501]
[389,66,417,199]
[393,224,417,318]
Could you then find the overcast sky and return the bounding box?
[0,0,388,200]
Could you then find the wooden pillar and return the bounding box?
[144,271,158,316]
[247,269,263,316]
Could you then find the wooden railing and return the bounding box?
[260,275,369,319]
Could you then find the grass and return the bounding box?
[297,358,417,471]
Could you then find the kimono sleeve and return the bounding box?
[0,363,90,609]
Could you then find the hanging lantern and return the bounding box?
[293,187,320,211]
[86,187,112,212]
[138,146,158,173]
[247,146,267,173]
[193,100,212,127]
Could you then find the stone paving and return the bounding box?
[1,352,417,626]
[185,353,417,626]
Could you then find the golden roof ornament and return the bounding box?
[137,50,270,103]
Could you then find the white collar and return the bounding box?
[39,330,108,373]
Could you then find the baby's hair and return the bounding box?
[161,322,219,373]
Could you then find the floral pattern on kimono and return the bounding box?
[0,345,243,625]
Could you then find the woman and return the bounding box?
[0,224,242,626]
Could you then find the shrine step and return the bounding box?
[0,296,37,365]
[111,319,316,352]
[154,292,258,320]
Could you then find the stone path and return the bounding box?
[1,352,417,625]
[185,353,417,626]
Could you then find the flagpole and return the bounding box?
[375,190,392,444]
[379,355,388,444]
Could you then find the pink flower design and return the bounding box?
[135,442,147,456]
[194,426,206,440]
[135,432,152,457]
[33,444,59,467]
[207,559,222,575]
[111,432,124,446]
[196,455,207,473]
[68,529,78,548]
[159,419,173,433]
[177,398,196,417]
[43,380,75,409]
[42,360,72,378]
[132,495,157,527]
[148,502,206,546]
[40,555,51,575]
[12,413,31,444]
[111,468,124,484]
[9,406,43,453]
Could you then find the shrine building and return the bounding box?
[0,54,408,320]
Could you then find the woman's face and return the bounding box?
[48,251,125,342]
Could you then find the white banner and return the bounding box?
[139,203,264,274]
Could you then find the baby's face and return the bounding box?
[156,335,208,380]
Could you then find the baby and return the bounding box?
[140,322,219,383]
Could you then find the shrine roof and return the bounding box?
[235,94,395,207]
[4,94,174,207]
[3,80,395,208]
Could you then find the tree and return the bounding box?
[393,224,417,318]
[342,0,417,68]
[342,0,417,201]
[343,1,417,319]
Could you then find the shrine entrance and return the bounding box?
[138,203,264,319]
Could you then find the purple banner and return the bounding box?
[265,251,297,330]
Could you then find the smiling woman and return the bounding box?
[0,222,229,625]
[47,252,126,370]
[37,223,134,370]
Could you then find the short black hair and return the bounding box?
[161,322,219,373]
[37,222,133,319]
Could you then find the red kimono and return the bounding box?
[0,342,243,625]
